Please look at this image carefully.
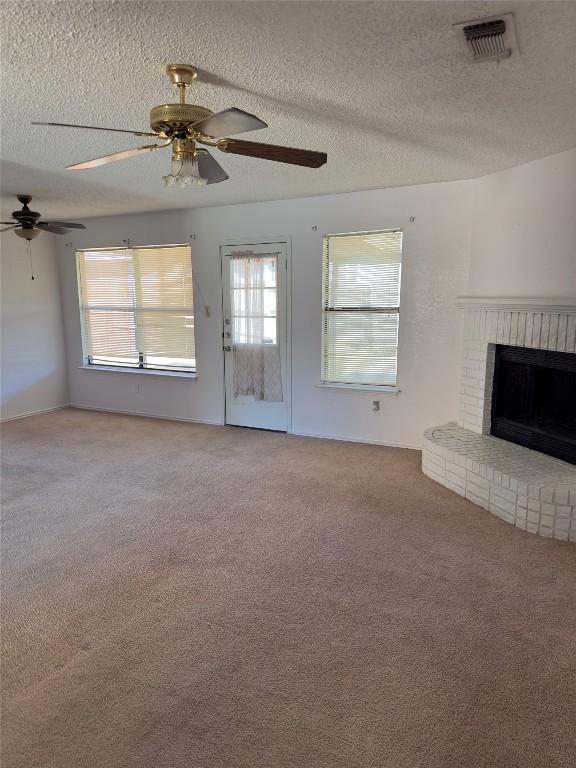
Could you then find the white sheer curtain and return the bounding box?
[230,251,283,402]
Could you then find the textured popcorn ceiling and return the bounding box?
[1,1,575,220]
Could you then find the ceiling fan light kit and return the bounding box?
[32,64,327,190]
[163,148,208,188]
[14,227,42,240]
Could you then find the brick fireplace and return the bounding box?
[422,298,576,541]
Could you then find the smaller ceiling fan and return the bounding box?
[1,195,86,240]
[32,64,328,188]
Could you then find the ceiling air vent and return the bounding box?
[453,13,518,62]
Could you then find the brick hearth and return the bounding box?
[423,298,576,540]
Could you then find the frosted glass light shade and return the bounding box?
[14,228,43,240]
[163,155,208,189]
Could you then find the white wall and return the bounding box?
[8,150,574,441]
[1,233,69,420]
[468,149,576,298]
[59,180,473,448]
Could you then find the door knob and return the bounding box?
[223,346,232,352]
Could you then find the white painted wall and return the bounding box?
[468,149,576,298]
[1,233,69,420]
[7,151,573,441]
[58,180,473,448]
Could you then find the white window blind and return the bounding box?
[77,244,195,373]
[321,229,402,386]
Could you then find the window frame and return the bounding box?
[320,228,403,390]
[76,243,196,376]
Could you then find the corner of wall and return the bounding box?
[1,232,70,420]
[467,149,576,299]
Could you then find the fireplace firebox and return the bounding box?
[491,345,576,465]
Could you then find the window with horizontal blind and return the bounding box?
[77,244,195,373]
[321,229,402,387]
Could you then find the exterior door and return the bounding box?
[221,242,288,431]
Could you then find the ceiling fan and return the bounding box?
[1,195,86,240]
[33,64,328,188]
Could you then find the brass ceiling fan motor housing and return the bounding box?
[149,103,214,135]
[150,65,213,135]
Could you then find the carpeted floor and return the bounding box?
[1,408,575,768]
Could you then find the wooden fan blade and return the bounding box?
[192,108,267,140]
[66,141,172,170]
[196,150,229,184]
[1,225,19,232]
[33,121,156,137]
[43,221,86,229]
[37,223,69,234]
[218,139,327,168]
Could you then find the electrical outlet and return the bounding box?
[205,306,211,317]
[372,400,380,412]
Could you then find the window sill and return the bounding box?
[315,382,400,395]
[78,365,197,381]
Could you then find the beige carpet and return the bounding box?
[2,408,575,768]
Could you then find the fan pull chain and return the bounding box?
[27,239,35,280]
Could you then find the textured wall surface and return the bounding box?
[58,178,472,448]
[1,235,69,420]
[469,149,576,298]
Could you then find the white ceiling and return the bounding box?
[1,1,575,221]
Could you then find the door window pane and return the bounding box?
[230,255,278,345]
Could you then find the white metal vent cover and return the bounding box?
[453,13,518,62]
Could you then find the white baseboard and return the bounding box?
[289,429,421,451]
[6,404,421,449]
[71,404,223,426]
[0,405,70,423]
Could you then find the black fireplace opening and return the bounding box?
[491,345,576,465]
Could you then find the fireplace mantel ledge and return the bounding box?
[454,297,576,314]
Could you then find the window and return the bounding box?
[230,253,278,345]
[321,229,402,387]
[77,244,195,373]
